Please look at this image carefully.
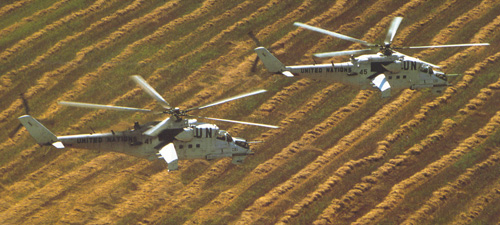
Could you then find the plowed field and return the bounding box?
[1,0,500,224]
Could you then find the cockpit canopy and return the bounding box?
[235,140,249,149]
[420,64,447,81]
[419,64,433,74]
[216,130,233,142]
[216,130,249,148]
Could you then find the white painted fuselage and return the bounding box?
[284,53,449,92]
[255,47,450,97]
[53,120,252,163]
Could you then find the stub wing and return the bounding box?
[158,143,178,171]
[372,74,391,97]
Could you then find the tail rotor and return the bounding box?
[9,93,31,138]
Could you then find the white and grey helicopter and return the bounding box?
[19,75,278,171]
[255,17,489,97]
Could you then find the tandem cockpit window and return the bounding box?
[216,130,233,142]
[235,140,249,149]
[419,65,433,74]
[216,131,225,141]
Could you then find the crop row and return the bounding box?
[56,160,151,224]
[401,147,500,224]
[159,82,340,225]
[271,0,355,58]
[171,0,358,119]
[242,88,413,225]
[138,0,255,66]
[428,0,499,45]
[53,0,302,223]
[85,160,195,224]
[0,2,208,217]
[164,0,286,111]
[348,39,500,224]
[138,158,231,223]
[0,154,126,224]
[60,0,222,131]
[451,172,500,224]
[439,13,500,70]
[311,5,499,223]
[332,60,496,225]
[0,0,147,99]
[0,0,112,63]
[392,0,459,46]
[0,0,124,122]
[188,0,433,223]
[316,52,499,225]
[129,1,353,223]
[187,89,371,224]
[398,55,500,224]
[0,0,73,38]
[259,0,448,223]
[70,0,262,126]
[0,0,34,18]
[3,0,498,223]
[0,0,181,184]
[86,1,345,222]
[0,0,230,222]
[38,0,184,119]
[355,109,500,224]
[0,148,82,209]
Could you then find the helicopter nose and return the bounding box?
[238,144,254,155]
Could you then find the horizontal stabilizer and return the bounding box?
[282,71,294,77]
[52,141,65,149]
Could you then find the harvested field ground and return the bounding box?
[1,0,500,224]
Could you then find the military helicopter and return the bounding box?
[19,75,278,171]
[255,17,489,97]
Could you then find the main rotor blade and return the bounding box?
[294,22,372,47]
[396,43,490,49]
[184,89,267,113]
[314,49,376,58]
[196,116,279,129]
[384,17,403,45]
[58,101,154,113]
[130,75,171,109]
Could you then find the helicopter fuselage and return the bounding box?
[18,75,277,171]
[283,53,449,95]
[255,17,487,97]
[43,120,252,166]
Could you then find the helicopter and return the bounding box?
[19,75,278,171]
[254,17,489,97]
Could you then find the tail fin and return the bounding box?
[18,115,61,147]
[254,47,285,73]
